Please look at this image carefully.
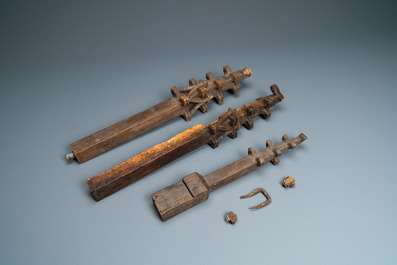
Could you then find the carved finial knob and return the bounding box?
[189,78,197,86]
[223,65,232,75]
[182,110,191,121]
[282,135,289,142]
[231,72,239,84]
[214,80,222,89]
[208,124,217,134]
[243,68,252,76]
[257,157,265,166]
[214,92,223,104]
[209,139,219,149]
[261,109,271,119]
[198,87,207,99]
[248,147,256,156]
[243,118,254,130]
[171,86,178,97]
[180,95,189,106]
[199,103,208,113]
[206,72,215,81]
[231,83,239,94]
[271,157,280,165]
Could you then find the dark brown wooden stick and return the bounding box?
[152,133,307,222]
[67,66,252,163]
[87,85,284,201]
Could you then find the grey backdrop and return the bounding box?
[1,0,396,264]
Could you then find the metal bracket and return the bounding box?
[240,188,272,209]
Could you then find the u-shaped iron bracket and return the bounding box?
[240,188,272,209]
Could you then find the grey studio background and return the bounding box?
[1,0,396,264]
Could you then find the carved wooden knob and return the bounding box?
[243,68,252,76]
[180,95,189,106]
[198,87,207,99]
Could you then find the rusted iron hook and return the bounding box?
[240,188,271,209]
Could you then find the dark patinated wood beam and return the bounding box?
[87,85,284,201]
[66,66,252,163]
[152,133,307,222]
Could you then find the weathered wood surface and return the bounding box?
[87,85,284,201]
[87,125,209,201]
[152,133,307,222]
[69,66,252,163]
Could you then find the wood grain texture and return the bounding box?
[152,133,307,221]
[69,66,252,163]
[87,85,284,201]
[87,124,209,201]
[151,173,209,222]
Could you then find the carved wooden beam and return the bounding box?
[66,66,252,163]
[152,133,307,222]
[87,85,284,201]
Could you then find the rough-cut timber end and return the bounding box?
[87,124,209,201]
[152,172,209,222]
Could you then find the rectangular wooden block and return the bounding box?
[152,172,209,222]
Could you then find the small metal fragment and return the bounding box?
[225,211,238,224]
[65,152,75,161]
[282,176,295,188]
[240,188,271,209]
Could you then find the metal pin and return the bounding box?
[65,152,75,161]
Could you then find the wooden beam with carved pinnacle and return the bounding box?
[87,85,284,201]
[66,66,252,163]
[152,133,307,222]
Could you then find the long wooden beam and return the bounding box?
[67,66,252,163]
[152,133,307,222]
[87,85,284,201]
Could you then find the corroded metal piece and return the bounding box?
[152,133,307,222]
[87,85,284,201]
[282,176,295,188]
[68,65,252,163]
[225,211,238,224]
[240,188,271,209]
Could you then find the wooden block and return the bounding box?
[152,172,209,222]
